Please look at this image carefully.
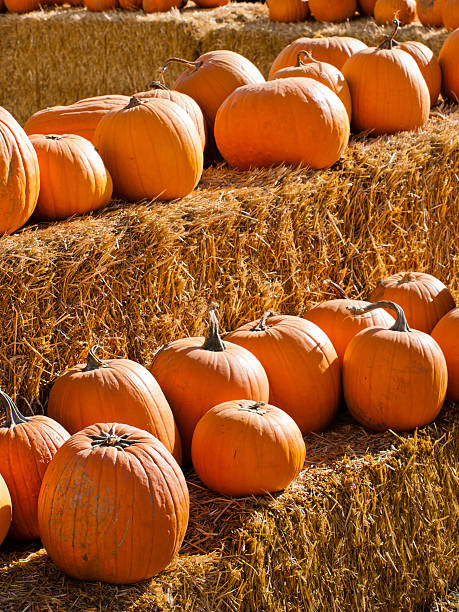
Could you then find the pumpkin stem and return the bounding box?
[325,280,350,300]
[83,345,107,372]
[296,50,320,67]
[0,390,30,427]
[250,311,274,332]
[378,18,400,50]
[158,57,203,78]
[347,301,411,332]
[88,425,139,450]
[45,135,64,141]
[147,80,169,91]
[202,308,226,352]
[126,96,142,109]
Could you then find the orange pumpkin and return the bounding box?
[343,301,447,430]
[191,400,306,497]
[24,95,130,144]
[0,106,40,235]
[143,0,185,11]
[267,0,310,21]
[341,21,430,134]
[416,0,446,25]
[369,271,455,333]
[394,40,442,106]
[309,0,357,21]
[150,308,269,464]
[93,97,203,202]
[194,0,229,6]
[0,475,12,547]
[431,307,459,403]
[119,0,141,8]
[442,0,459,29]
[0,391,70,540]
[4,0,39,11]
[374,0,417,23]
[226,313,341,434]
[439,28,459,102]
[84,0,117,9]
[214,77,350,170]
[47,346,182,463]
[358,0,377,14]
[38,423,189,583]
[268,37,368,78]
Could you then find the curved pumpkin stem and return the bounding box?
[83,345,107,372]
[250,311,274,332]
[202,308,226,352]
[378,18,400,51]
[158,57,203,79]
[126,96,142,109]
[347,301,410,332]
[325,280,350,300]
[296,50,321,67]
[147,80,170,91]
[0,390,30,427]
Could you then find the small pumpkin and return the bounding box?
[0,391,70,540]
[267,0,310,22]
[0,475,12,547]
[369,271,455,333]
[358,0,377,14]
[439,28,459,102]
[431,307,459,403]
[119,0,141,8]
[84,0,117,9]
[191,400,306,497]
[309,0,357,21]
[38,423,189,584]
[143,0,186,11]
[442,0,459,29]
[3,0,39,11]
[416,0,446,25]
[394,40,442,106]
[343,301,447,430]
[194,0,229,6]
[374,0,417,23]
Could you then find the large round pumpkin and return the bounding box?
[343,301,447,430]
[267,0,310,21]
[0,391,70,540]
[442,0,459,29]
[0,475,12,547]
[142,0,185,12]
[394,40,442,106]
[374,0,417,23]
[150,309,269,464]
[431,307,459,403]
[214,77,350,170]
[358,0,377,14]
[226,313,341,433]
[439,29,459,102]
[0,107,40,235]
[369,271,455,333]
[191,400,306,497]
[416,0,446,25]
[309,0,357,21]
[38,423,189,584]
[93,97,203,202]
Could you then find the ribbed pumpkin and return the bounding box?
[268,37,368,78]
[226,313,341,434]
[0,391,69,540]
[143,0,185,11]
[215,77,350,170]
[29,134,112,221]
[303,281,395,366]
[267,0,310,21]
[47,346,181,463]
[431,307,459,403]
[0,107,40,235]
[150,309,269,464]
[442,0,459,29]
[393,40,442,106]
[38,423,189,583]
[24,95,130,144]
[416,0,446,25]
[194,0,229,6]
[0,475,12,547]
[341,21,430,134]
[4,0,39,11]
[343,302,447,430]
[309,0,357,21]
[94,97,203,202]
[270,51,352,119]
[439,28,459,102]
[191,400,306,497]
[369,272,455,333]
[374,0,417,23]
[84,0,117,9]
[358,0,377,14]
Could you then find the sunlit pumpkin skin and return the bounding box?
[369,272,455,333]
[0,392,70,540]
[4,0,39,11]
[442,0,459,29]
[215,77,350,170]
[394,41,442,106]
[226,313,341,434]
[191,400,306,497]
[268,37,368,78]
[84,0,117,9]
[38,423,189,584]
[374,0,417,23]
[267,0,310,21]
[270,51,352,120]
[309,0,357,21]
[431,307,459,403]
[0,475,12,547]
[94,97,203,202]
[343,302,447,430]
[439,28,459,102]
[24,95,130,144]
[150,309,269,464]
[194,0,229,6]
[416,0,446,25]
[358,0,377,14]
[143,0,185,11]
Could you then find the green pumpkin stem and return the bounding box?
[83,345,106,371]
[325,280,350,300]
[202,308,226,352]
[0,390,30,427]
[250,311,274,332]
[378,18,400,50]
[347,300,411,332]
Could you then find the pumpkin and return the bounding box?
[150,308,269,464]
[136,82,206,150]
[47,345,182,463]
[0,475,12,547]
[0,0,5,11]
[309,0,357,21]
[268,37,368,78]
[84,0,117,9]
[358,0,377,14]
[343,301,447,430]
[194,0,229,6]
[442,0,459,29]
[119,0,141,8]
[270,51,352,119]
[38,423,189,583]
[214,77,350,170]
[393,40,442,106]
[439,28,459,102]
[4,0,39,11]
[267,0,310,22]
[143,0,185,11]
[341,20,430,134]
[29,134,112,221]
[0,391,69,540]
[416,0,446,25]
[303,281,395,366]
[226,313,341,433]
[93,97,203,202]
[191,400,306,497]
[0,106,40,235]
[24,95,130,144]
[374,0,417,23]
[369,271,455,333]
[431,307,459,403]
